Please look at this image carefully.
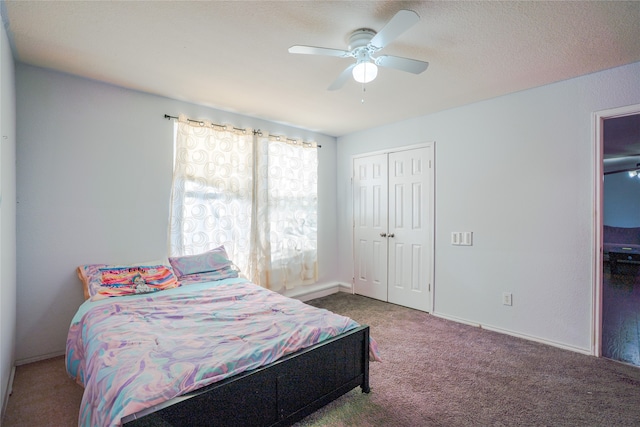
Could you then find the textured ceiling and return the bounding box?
[3,1,640,137]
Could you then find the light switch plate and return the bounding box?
[451,232,460,245]
[452,231,473,246]
[462,231,473,246]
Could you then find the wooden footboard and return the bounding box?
[121,325,371,426]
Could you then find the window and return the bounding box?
[169,117,317,291]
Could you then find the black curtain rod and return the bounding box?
[164,114,321,148]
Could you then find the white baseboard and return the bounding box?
[432,311,593,356]
[2,366,15,421]
[282,281,352,302]
[15,350,65,367]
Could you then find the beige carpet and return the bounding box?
[3,354,83,426]
[4,292,640,426]
[300,293,640,426]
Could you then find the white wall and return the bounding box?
[337,62,640,353]
[13,58,640,362]
[0,7,17,415]
[15,64,337,363]
[604,171,640,227]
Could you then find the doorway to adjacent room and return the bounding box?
[595,104,640,367]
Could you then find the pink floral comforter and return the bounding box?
[66,278,380,426]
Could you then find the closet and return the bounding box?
[352,144,434,312]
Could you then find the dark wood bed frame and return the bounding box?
[121,325,371,426]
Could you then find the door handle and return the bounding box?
[380,233,387,237]
[388,233,395,238]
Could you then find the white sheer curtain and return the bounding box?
[169,115,318,291]
[253,132,318,289]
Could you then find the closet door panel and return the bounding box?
[353,154,388,301]
[387,147,432,311]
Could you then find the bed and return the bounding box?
[66,247,379,426]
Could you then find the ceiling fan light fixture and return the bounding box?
[288,10,427,90]
[352,61,378,84]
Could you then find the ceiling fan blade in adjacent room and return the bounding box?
[375,55,429,74]
[328,64,356,91]
[369,9,420,50]
[288,45,351,58]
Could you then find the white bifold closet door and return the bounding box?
[353,145,434,312]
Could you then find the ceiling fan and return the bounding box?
[288,9,429,91]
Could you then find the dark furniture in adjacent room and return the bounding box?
[603,225,640,273]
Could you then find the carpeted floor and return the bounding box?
[300,293,640,427]
[4,292,640,426]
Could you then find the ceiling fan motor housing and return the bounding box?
[348,28,376,51]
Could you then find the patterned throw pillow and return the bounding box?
[76,259,180,300]
[93,265,180,299]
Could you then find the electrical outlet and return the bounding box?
[502,292,513,306]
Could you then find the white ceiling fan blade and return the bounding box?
[375,55,429,74]
[369,10,420,50]
[328,64,356,91]
[288,45,351,58]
